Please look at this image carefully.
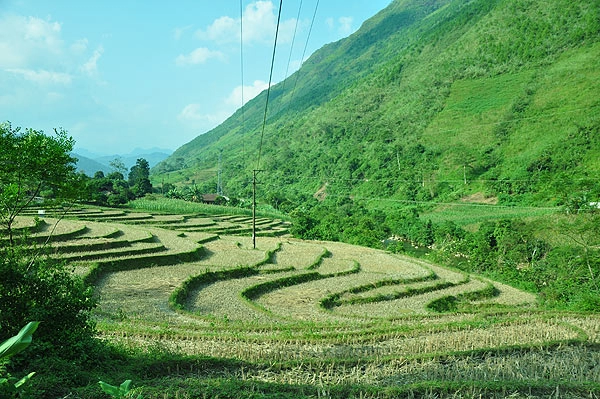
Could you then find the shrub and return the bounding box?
[0,248,97,361]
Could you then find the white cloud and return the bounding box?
[196,15,237,43]
[177,103,231,131]
[338,17,354,36]
[326,16,355,37]
[225,80,269,107]
[177,79,269,136]
[178,104,203,121]
[22,16,63,49]
[178,104,221,124]
[326,17,334,30]
[81,46,104,76]
[179,80,267,129]
[0,15,64,69]
[7,68,72,85]
[195,1,298,45]
[71,38,89,53]
[173,25,193,40]
[175,47,225,66]
[0,13,103,86]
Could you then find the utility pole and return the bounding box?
[252,169,264,249]
[217,150,223,196]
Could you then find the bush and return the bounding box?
[0,248,97,361]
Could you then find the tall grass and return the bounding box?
[421,202,558,227]
[127,197,290,220]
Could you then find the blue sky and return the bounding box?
[0,0,391,155]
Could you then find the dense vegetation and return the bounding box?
[289,197,600,311]
[0,125,101,398]
[83,158,154,206]
[153,0,600,206]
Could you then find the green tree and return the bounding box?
[109,157,127,177]
[82,169,137,206]
[85,175,110,205]
[0,248,98,399]
[0,123,78,245]
[128,158,153,198]
[107,171,125,181]
[289,207,317,239]
[556,211,600,290]
[108,179,133,206]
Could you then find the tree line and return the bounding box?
[84,157,153,206]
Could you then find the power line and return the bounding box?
[254,173,600,185]
[261,182,561,211]
[239,0,246,162]
[256,0,283,171]
[252,0,283,248]
[275,0,303,116]
[287,0,319,110]
[421,103,600,137]
[251,101,600,182]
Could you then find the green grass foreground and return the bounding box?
[64,342,600,398]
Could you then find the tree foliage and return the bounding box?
[290,198,391,248]
[0,123,78,245]
[82,157,156,206]
[128,158,152,198]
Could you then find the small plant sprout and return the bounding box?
[98,379,143,399]
[0,321,40,394]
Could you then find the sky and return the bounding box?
[0,0,391,155]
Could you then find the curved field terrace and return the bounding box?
[15,207,600,397]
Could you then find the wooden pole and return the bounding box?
[252,170,263,249]
[252,170,257,249]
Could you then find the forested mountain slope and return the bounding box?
[153,0,600,206]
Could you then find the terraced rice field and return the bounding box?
[13,207,600,396]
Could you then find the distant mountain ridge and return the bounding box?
[74,148,172,176]
[153,0,600,206]
[72,154,111,176]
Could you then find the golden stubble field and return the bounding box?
[14,209,600,394]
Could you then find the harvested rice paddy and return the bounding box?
[14,207,600,397]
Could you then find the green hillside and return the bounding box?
[153,0,600,206]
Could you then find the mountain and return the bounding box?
[75,147,172,176]
[95,151,172,171]
[72,153,112,176]
[153,0,600,206]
